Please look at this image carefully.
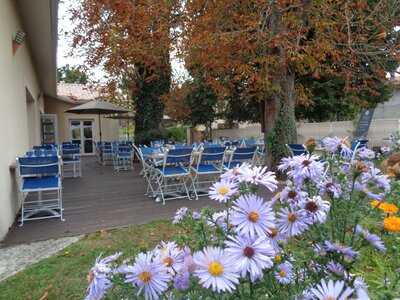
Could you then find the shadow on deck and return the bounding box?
[2,157,222,247]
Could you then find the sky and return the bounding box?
[57,0,189,83]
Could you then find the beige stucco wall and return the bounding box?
[44,98,120,147]
[0,1,43,240]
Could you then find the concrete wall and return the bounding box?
[374,89,400,119]
[44,98,120,146]
[0,1,43,240]
[213,119,400,147]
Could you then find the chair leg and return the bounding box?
[190,174,198,200]
[182,176,191,201]
[59,188,65,221]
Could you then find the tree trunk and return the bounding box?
[263,73,297,168]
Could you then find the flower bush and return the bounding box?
[85,137,400,299]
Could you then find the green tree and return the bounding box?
[57,64,88,84]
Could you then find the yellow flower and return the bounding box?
[371,201,399,214]
[383,216,400,232]
[380,203,399,214]
[371,200,381,208]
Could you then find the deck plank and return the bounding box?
[1,158,222,246]
[2,157,274,247]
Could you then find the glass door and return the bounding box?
[70,120,94,154]
[41,114,58,144]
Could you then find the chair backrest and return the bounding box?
[173,144,192,150]
[150,140,164,148]
[27,149,58,157]
[200,147,226,164]
[243,139,256,147]
[18,156,60,177]
[165,148,193,165]
[33,144,57,151]
[286,144,306,156]
[231,146,257,162]
[203,143,221,148]
[62,143,80,156]
[117,145,132,154]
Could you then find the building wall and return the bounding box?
[44,98,120,145]
[0,1,42,240]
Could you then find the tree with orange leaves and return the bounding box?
[71,0,180,143]
[180,0,399,165]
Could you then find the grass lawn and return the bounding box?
[0,220,179,300]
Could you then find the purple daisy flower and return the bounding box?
[300,196,330,224]
[354,276,370,300]
[310,279,353,300]
[225,234,275,282]
[193,246,240,293]
[231,194,275,238]
[173,270,190,291]
[355,225,386,252]
[322,136,352,158]
[361,167,391,193]
[276,207,311,237]
[172,207,188,224]
[236,164,278,192]
[319,180,342,199]
[123,252,171,300]
[192,211,201,220]
[357,148,375,160]
[326,261,346,277]
[278,184,307,205]
[323,241,359,261]
[208,210,230,231]
[209,179,238,203]
[266,226,287,252]
[279,154,325,186]
[274,261,294,285]
[154,241,185,274]
[85,252,122,300]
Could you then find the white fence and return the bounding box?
[212,119,400,147]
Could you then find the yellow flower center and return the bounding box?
[217,185,230,196]
[287,213,297,223]
[248,211,260,223]
[208,261,224,277]
[163,257,174,267]
[138,271,152,283]
[274,255,282,263]
[279,270,286,277]
[268,228,278,238]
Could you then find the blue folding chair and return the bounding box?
[61,143,81,178]
[17,155,63,225]
[191,146,226,199]
[153,148,194,204]
[224,146,258,169]
[136,146,164,197]
[113,143,133,171]
[286,144,307,156]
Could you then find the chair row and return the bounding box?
[95,141,134,171]
[286,138,369,160]
[135,145,260,205]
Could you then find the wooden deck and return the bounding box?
[1,157,223,246]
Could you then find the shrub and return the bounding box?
[166,125,187,143]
